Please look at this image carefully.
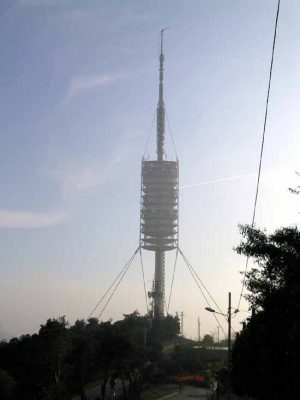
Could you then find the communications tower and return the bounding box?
[140,29,179,319]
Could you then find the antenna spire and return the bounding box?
[160,26,169,54]
[157,27,169,161]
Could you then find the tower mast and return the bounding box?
[157,28,167,161]
[153,29,168,317]
[140,28,178,320]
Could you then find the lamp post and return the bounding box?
[228,292,231,373]
[205,292,237,400]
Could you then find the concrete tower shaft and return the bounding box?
[140,29,179,319]
[154,250,165,317]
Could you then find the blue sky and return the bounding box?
[0,0,299,339]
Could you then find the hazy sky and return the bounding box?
[0,0,299,340]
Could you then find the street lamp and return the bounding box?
[205,292,235,400]
[205,307,227,316]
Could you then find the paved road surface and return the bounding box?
[75,383,209,400]
[74,380,123,400]
[135,384,210,400]
[160,385,209,399]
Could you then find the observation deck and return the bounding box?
[140,159,179,251]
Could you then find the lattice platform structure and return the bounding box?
[140,160,179,251]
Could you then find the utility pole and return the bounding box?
[197,316,201,342]
[217,326,220,344]
[228,292,231,369]
[180,312,184,336]
[204,292,233,399]
[228,292,232,400]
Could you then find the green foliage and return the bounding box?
[288,171,300,195]
[232,225,300,400]
[39,317,71,393]
[0,312,180,400]
[0,369,16,399]
[150,314,180,343]
[172,342,226,375]
[201,334,214,347]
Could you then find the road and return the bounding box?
[74,380,123,400]
[74,383,210,400]
[163,385,209,399]
[133,384,210,400]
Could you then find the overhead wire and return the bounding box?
[87,247,139,320]
[143,110,177,160]
[179,248,225,317]
[186,259,226,337]
[167,248,179,314]
[237,0,281,310]
[178,248,226,337]
[164,297,169,316]
[98,247,139,319]
[166,110,178,159]
[143,113,156,159]
[139,248,149,313]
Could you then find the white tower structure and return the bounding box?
[140,29,179,319]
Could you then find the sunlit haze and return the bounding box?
[0,0,299,340]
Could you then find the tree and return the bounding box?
[103,313,147,400]
[0,334,45,399]
[0,311,181,399]
[67,320,97,400]
[38,316,72,399]
[232,225,300,400]
[202,334,214,347]
[0,323,72,400]
[0,369,16,399]
[289,171,300,195]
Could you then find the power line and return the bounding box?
[237,0,281,310]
